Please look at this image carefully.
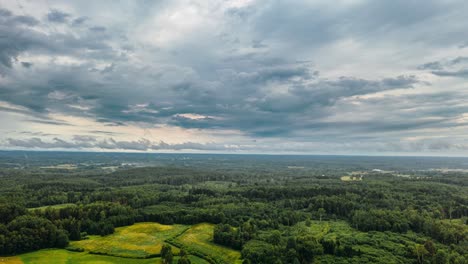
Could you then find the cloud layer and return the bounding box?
[1,0,468,154]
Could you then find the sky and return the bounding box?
[1,0,468,155]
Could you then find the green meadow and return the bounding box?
[171,223,242,264]
[2,249,209,264]
[3,222,232,264]
[71,222,186,258]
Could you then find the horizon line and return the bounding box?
[0,149,467,159]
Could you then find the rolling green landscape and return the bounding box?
[3,0,468,262]
[0,152,466,263]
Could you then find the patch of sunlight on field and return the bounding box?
[174,223,241,264]
[16,249,158,264]
[71,222,186,258]
[340,175,362,181]
[0,256,22,264]
[8,249,210,264]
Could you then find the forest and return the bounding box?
[0,151,466,263]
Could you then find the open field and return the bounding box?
[3,222,239,263]
[40,164,78,170]
[71,223,186,258]
[1,249,209,264]
[2,249,156,264]
[340,175,361,181]
[172,223,242,264]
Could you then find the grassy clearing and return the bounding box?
[340,175,362,181]
[40,164,78,170]
[71,222,186,258]
[171,223,241,264]
[5,249,210,264]
[7,249,156,264]
[5,222,234,263]
[27,203,76,211]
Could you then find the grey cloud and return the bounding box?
[5,136,468,154]
[0,8,38,26]
[2,1,468,154]
[21,62,33,68]
[420,56,468,69]
[450,56,468,65]
[0,5,435,143]
[47,9,70,23]
[0,7,123,70]
[6,137,80,149]
[227,0,461,53]
[431,69,468,78]
[72,16,87,26]
[460,41,468,48]
[19,131,57,137]
[5,137,232,151]
[73,135,97,142]
[228,64,314,84]
[419,56,468,78]
[0,11,39,68]
[418,61,443,70]
[0,8,11,17]
[258,75,418,112]
[166,74,419,137]
[25,119,70,126]
[13,15,39,26]
[2,51,418,136]
[88,130,122,136]
[94,138,152,151]
[89,26,106,32]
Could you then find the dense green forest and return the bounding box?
[0,152,466,263]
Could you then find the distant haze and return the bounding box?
[1,0,468,155]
